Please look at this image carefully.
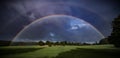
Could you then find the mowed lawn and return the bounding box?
[0,45,120,58]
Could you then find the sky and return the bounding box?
[12,15,104,43]
[0,0,120,42]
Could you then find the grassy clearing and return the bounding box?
[0,45,120,58]
[55,45,120,58]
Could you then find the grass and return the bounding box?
[0,45,120,58]
[55,47,120,58]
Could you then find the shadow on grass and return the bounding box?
[54,48,120,58]
[0,47,43,56]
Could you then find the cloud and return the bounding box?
[0,0,120,41]
[13,15,103,43]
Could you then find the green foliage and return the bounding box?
[38,41,82,46]
[60,41,67,46]
[99,38,109,44]
[39,41,45,46]
[108,15,120,47]
[46,41,52,47]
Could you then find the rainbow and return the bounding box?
[10,14,105,45]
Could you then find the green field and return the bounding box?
[0,45,120,58]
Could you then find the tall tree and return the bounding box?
[108,15,120,47]
[39,41,44,46]
[46,41,52,47]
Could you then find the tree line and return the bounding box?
[38,40,97,47]
[38,39,112,47]
[39,41,84,47]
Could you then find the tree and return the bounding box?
[54,41,60,45]
[108,15,120,47]
[39,41,44,46]
[99,38,109,44]
[46,41,52,47]
[60,41,67,46]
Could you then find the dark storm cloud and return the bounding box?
[0,0,120,41]
[0,5,31,40]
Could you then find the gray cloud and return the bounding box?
[0,0,120,41]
